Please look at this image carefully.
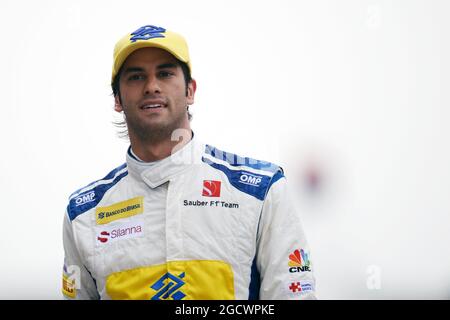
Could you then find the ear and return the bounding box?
[114,95,123,112]
[186,79,197,105]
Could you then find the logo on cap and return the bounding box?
[130,25,166,42]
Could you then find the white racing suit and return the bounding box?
[62,135,316,299]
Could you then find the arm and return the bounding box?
[62,211,100,299]
[256,173,317,299]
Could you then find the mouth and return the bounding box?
[141,103,165,110]
[139,99,167,110]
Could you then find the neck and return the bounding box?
[129,129,193,162]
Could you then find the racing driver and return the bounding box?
[62,24,317,300]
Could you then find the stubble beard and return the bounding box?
[123,104,188,144]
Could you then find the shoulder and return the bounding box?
[66,163,128,222]
[201,144,285,201]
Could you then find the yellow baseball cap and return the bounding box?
[111,25,191,84]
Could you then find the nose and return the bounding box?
[143,75,161,95]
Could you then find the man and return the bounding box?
[62,24,316,300]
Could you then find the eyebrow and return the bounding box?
[123,67,145,74]
[157,63,178,70]
[123,63,178,75]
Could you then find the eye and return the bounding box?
[128,74,145,81]
[158,70,174,78]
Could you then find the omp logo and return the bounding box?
[75,191,95,206]
[96,219,144,246]
[96,196,144,225]
[150,272,186,300]
[288,249,311,272]
[239,173,262,187]
[289,281,314,293]
[202,180,221,197]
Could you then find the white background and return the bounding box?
[0,0,449,299]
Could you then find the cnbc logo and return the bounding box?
[288,249,311,273]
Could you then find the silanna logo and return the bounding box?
[288,249,311,273]
[96,219,144,246]
[97,231,110,243]
[202,180,221,197]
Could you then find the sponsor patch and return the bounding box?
[96,218,144,246]
[238,173,263,187]
[106,260,235,300]
[151,272,186,300]
[287,280,315,295]
[288,249,311,272]
[62,274,77,298]
[96,196,143,225]
[202,180,221,197]
[74,191,96,207]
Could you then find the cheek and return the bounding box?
[171,91,188,106]
[170,82,188,100]
[120,87,141,104]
